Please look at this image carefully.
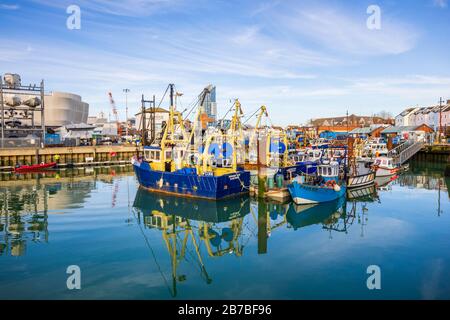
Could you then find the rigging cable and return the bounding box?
[132,208,173,297]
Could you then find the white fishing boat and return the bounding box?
[372,156,400,177]
[347,159,375,189]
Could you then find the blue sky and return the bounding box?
[1,0,449,125]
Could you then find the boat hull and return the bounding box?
[288,181,347,205]
[375,166,400,177]
[14,162,57,173]
[133,162,250,200]
[347,171,375,189]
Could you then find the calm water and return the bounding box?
[0,162,449,300]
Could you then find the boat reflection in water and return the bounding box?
[328,184,379,238]
[132,188,251,297]
[132,181,383,296]
[0,166,133,257]
[0,184,49,257]
[286,196,346,231]
[375,175,399,191]
[347,184,379,202]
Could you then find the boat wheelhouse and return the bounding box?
[372,156,400,177]
[287,161,347,205]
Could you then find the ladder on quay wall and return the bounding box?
[388,140,424,165]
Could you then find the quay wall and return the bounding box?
[415,145,450,164]
[413,145,450,176]
[0,145,139,170]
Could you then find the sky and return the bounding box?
[0,0,449,125]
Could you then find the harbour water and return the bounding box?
[0,161,449,300]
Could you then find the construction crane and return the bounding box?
[108,92,123,137]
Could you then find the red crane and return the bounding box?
[108,92,123,136]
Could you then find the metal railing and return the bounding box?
[388,140,413,158]
[398,141,424,165]
[388,140,424,165]
[387,138,425,165]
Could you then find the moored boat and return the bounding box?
[133,84,251,201]
[287,161,347,205]
[347,160,375,189]
[14,162,57,173]
[133,155,250,200]
[372,156,400,177]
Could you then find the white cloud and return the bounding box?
[433,0,448,8]
[3,0,447,125]
[0,3,20,10]
[271,5,419,55]
[250,0,281,17]
[31,0,183,16]
[231,26,260,45]
[348,75,450,96]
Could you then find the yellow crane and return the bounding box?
[255,105,268,131]
[145,210,211,297]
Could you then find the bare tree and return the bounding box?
[374,110,393,119]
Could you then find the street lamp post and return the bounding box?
[123,88,130,136]
[439,97,444,144]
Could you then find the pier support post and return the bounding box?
[257,200,267,255]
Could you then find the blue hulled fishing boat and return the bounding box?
[287,161,347,205]
[133,154,250,200]
[133,84,250,201]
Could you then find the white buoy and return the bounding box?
[334,184,341,192]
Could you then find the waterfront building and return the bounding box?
[442,105,450,132]
[395,107,420,127]
[1,74,90,148]
[380,124,434,142]
[395,100,450,132]
[2,91,89,128]
[348,125,387,139]
[135,107,170,139]
[202,84,217,123]
[311,114,393,127]
[87,112,108,126]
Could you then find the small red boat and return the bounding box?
[14,162,57,173]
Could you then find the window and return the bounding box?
[155,151,160,161]
[165,151,172,159]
